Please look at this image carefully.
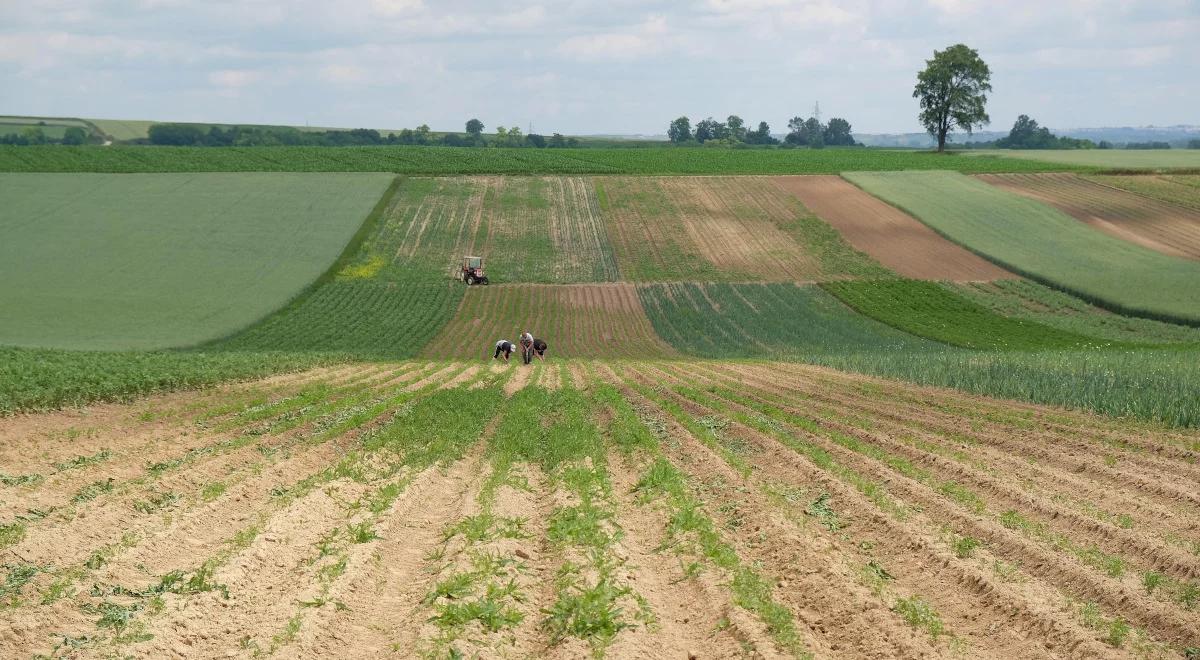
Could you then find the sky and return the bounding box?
[2,0,1197,135]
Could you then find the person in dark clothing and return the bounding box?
[493,339,515,362]
[532,338,548,359]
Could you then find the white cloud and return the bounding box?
[208,69,263,88]
[557,14,683,61]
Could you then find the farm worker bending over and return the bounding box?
[493,339,515,362]
[520,331,534,349]
[532,338,548,360]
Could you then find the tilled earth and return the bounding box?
[1,360,1198,659]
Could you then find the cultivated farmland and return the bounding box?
[2,362,1198,659]
[772,175,1013,280]
[845,170,1200,324]
[971,148,1200,170]
[979,173,1200,260]
[422,284,675,359]
[600,177,887,281]
[0,173,397,350]
[1086,174,1200,211]
[0,145,1088,175]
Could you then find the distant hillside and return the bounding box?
[856,125,1200,148]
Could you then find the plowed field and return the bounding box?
[600,176,865,281]
[420,284,677,359]
[978,173,1200,260]
[3,362,1197,659]
[772,176,1013,280]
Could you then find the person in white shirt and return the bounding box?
[493,339,515,362]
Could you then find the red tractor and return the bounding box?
[459,255,489,285]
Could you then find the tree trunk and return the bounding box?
[937,130,947,153]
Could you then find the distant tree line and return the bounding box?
[666,114,858,148]
[144,119,580,149]
[0,123,97,145]
[993,115,1095,149]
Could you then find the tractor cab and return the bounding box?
[460,255,489,285]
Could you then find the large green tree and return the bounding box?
[913,43,992,152]
[668,116,692,143]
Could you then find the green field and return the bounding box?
[972,149,1200,170]
[949,280,1200,345]
[845,170,1200,324]
[84,118,157,141]
[364,176,619,284]
[0,346,328,414]
[0,173,396,350]
[638,282,935,358]
[0,145,1087,175]
[0,122,71,139]
[821,279,1123,350]
[218,281,462,359]
[1084,174,1200,211]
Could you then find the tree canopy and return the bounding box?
[914,43,992,152]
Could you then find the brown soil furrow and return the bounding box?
[730,362,1200,506]
[605,449,801,659]
[617,364,1130,658]
[129,472,383,657]
[628,365,1200,648]
[685,363,1200,568]
[503,363,535,396]
[658,363,1200,586]
[772,175,1013,280]
[293,449,486,658]
[436,365,482,390]
[979,173,1200,260]
[708,361,1200,540]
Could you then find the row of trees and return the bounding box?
[993,115,1095,149]
[666,115,857,147]
[0,124,97,145]
[144,119,581,148]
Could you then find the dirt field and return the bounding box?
[772,176,1015,280]
[419,284,677,359]
[978,173,1200,260]
[2,361,1197,659]
[599,177,823,281]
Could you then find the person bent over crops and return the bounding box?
[493,339,515,362]
[532,338,548,360]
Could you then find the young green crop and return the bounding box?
[0,173,397,350]
[821,279,1121,350]
[844,171,1200,325]
[0,144,1087,175]
[638,282,936,359]
[949,280,1200,345]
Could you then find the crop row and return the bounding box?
[0,145,1088,175]
[216,281,462,360]
[845,170,1200,325]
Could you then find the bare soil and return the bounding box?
[772,175,1015,280]
[978,173,1200,260]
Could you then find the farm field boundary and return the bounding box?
[969,148,1200,172]
[978,173,1200,260]
[1,361,1197,658]
[1085,174,1200,211]
[771,175,1013,280]
[0,145,1090,175]
[844,170,1200,326]
[0,172,397,350]
[421,283,677,359]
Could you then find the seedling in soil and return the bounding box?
[0,523,26,548]
[951,535,982,559]
[347,521,379,544]
[201,482,227,501]
[133,490,180,514]
[71,478,114,504]
[1,562,43,607]
[0,472,43,487]
[542,577,633,652]
[53,449,113,473]
[862,561,894,595]
[893,596,945,640]
[805,493,844,532]
[1142,571,1165,594]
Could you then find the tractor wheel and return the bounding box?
[466,274,476,285]
[481,277,490,285]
